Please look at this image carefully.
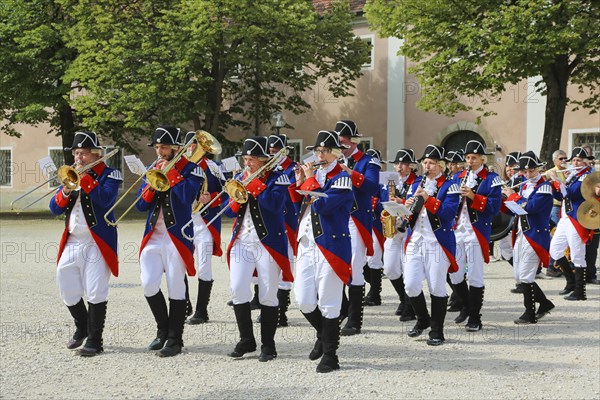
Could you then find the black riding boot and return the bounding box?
[277,289,291,327]
[390,277,408,318]
[407,292,430,337]
[66,299,88,349]
[229,302,257,357]
[565,268,587,301]
[447,273,462,312]
[533,282,555,319]
[365,268,382,306]
[316,317,341,373]
[427,296,448,346]
[259,305,278,362]
[249,284,260,310]
[184,276,193,317]
[452,280,470,324]
[159,299,187,357]
[146,290,169,350]
[79,301,107,356]
[341,285,364,336]
[556,257,575,295]
[302,308,323,360]
[188,279,213,325]
[339,287,349,322]
[514,283,537,324]
[465,286,484,332]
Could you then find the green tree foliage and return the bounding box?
[59,0,369,150]
[366,0,600,162]
[0,0,78,162]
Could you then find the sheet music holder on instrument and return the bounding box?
[504,200,528,215]
[381,201,412,217]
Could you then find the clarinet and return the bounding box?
[398,177,427,233]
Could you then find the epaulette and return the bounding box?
[447,183,461,194]
[190,167,206,178]
[491,176,503,187]
[368,158,382,168]
[275,174,291,186]
[537,184,553,195]
[108,170,123,181]
[331,176,352,190]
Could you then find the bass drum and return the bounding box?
[491,212,514,241]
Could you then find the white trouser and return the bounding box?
[383,232,406,280]
[498,235,513,261]
[450,232,485,288]
[550,217,586,267]
[404,239,449,298]
[57,233,111,306]
[278,240,295,290]
[367,231,384,269]
[294,237,344,319]
[229,240,279,307]
[513,233,540,284]
[349,217,367,286]
[192,213,214,282]
[140,230,187,300]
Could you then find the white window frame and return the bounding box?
[359,136,373,152]
[568,127,600,156]
[287,138,303,162]
[0,147,13,188]
[48,147,65,188]
[359,34,375,70]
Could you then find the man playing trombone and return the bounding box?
[136,126,205,357]
[49,131,122,357]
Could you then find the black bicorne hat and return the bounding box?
[148,126,182,147]
[366,149,386,164]
[463,140,493,156]
[445,149,465,163]
[267,134,292,149]
[236,136,270,157]
[65,131,103,150]
[505,151,521,166]
[389,149,416,164]
[418,145,445,162]
[334,120,362,138]
[306,130,350,151]
[513,151,546,170]
[567,147,594,161]
[184,131,197,145]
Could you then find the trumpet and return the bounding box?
[11,148,119,212]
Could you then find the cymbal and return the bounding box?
[581,171,600,201]
[577,200,600,230]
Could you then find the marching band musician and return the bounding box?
[501,151,555,324]
[403,145,460,346]
[548,147,595,301]
[448,140,502,332]
[183,131,226,326]
[50,131,122,357]
[382,149,418,322]
[136,126,205,357]
[224,136,292,362]
[335,120,381,336]
[501,152,524,294]
[266,134,298,327]
[364,149,386,307]
[289,130,353,373]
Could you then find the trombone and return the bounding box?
[181,147,289,240]
[104,130,219,227]
[10,148,119,212]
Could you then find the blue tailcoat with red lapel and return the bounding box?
[347,150,381,256]
[551,167,593,243]
[454,167,503,263]
[49,162,121,277]
[278,156,299,256]
[405,174,461,272]
[289,163,354,284]
[501,178,553,267]
[196,157,225,257]
[372,183,387,250]
[136,157,204,276]
[224,170,293,282]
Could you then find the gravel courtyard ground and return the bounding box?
[1,218,599,399]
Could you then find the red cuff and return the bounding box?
[552,181,561,191]
[229,199,241,214]
[209,192,223,208]
[470,194,488,212]
[288,183,303,203]
[423,196,441,214]
[141,185,156,203]
[351,170,365,188]
[300,177,321,191]
[54,189,70,208]
[166,168,184,187]
[507,193,522,202]
[80,174,99,194]
[246,178,268,199]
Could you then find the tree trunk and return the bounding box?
[539,55,569,164]
[59,103,75,165]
